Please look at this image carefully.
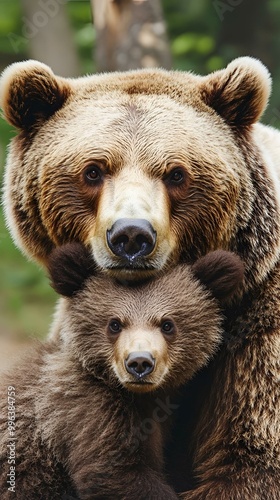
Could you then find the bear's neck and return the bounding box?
[230,133,280,292]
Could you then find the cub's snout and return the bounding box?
[125,351,155,379]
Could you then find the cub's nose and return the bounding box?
[107,218,156,261]
[125,351,155,379]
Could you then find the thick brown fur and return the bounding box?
[0,246,242,499]
[1,58,280,498]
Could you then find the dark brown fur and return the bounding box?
[0,247,243,499]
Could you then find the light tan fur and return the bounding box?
[113,327,169,392]
[1,58,278,283]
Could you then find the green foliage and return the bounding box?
[0,198,56,339]
[0,0,95,73]
[66,0,96,74]
[163,0,222,72]
[172,33,215,57]
[0,2,23,56]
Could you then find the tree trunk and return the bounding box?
[21,0,81,77]
[91,0,172,72]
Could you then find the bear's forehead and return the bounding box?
[70,68,201,104]
[37,92,239,175]
[59,94,206,160]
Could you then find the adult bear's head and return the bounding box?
[1,58,276,286]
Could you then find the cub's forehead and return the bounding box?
[77,266,207,322]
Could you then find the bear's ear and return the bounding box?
[47,243,97,298]
[0,60,70,130]
[192,250,244,302]
[200,57,271,127]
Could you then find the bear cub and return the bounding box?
[0,244,243,500]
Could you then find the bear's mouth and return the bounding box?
[105,264,158,282]
[107,262,156,271]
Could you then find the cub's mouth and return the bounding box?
[129,380,154,385]
[125,380,156,393]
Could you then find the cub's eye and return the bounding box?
[108,319,122,334]
[84,164,103,184]
[161,320,175,335]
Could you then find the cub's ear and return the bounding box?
[47,243,97,298]
[192,250,244,302]
[0,60,70,130]
[200,57,271,127]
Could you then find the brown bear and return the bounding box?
[0,245,243,500]
[0,57,280,498]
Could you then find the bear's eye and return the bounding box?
[108,319,122,334]
[161,320,175,335]
[84,164,103,184]
[169,168,184,184]
[164,167,186,186]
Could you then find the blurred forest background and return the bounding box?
[1,0,280,342]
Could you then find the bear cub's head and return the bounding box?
[48,244,243,393]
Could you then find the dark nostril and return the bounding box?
[107,218,156,259]
[125,351,155,379]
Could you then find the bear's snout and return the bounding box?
[125,351,155,379]
[107,218,156,262]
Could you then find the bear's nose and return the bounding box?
[125,351,155,379]
[107,218,156,262]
